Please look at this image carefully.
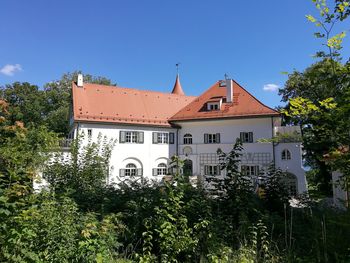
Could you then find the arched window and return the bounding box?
[157,163,167,175]
[183,134,193,144]
[281,149,291,160]
[125,163,137,176]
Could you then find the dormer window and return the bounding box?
[208,103,220,111]
[206,97,223,111]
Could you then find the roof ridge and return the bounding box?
[84,82,195,98]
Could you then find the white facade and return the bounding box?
[74,123,178,184]
[71,116,307,194]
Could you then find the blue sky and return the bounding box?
[1,0,349,108]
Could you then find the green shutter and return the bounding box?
[153,132,158,144]
[152,168,157,176]
[240,132,244,142]
[138,132,144,143]
[169,132,175,144]
[216,133,220,143]
[216,165,220,175]
[120,131,126,143]
[255,166,259,175]
[204,165,208,175]
[119,169,125,177]
[249,132,253,143]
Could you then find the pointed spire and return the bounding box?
[171,74,185,95]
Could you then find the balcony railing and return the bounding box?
[274,126,302,142]
[59,138,73,150]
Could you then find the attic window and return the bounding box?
[207,102,220,111]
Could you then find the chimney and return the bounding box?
[225,77,233,103]
[77,74,83,87]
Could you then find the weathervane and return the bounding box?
[176,63,181,74]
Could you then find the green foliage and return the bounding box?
[306,0,349,61]
[260,166,292,212]
[279,58,350,195]
[44,132,116,211]
[43,71,115,135]
[139,163,200,262]
[0,193,124,262]
[0,71,115,136]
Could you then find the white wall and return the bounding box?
[175,117,307,194]
[275,143,307,193]
[71,117,307,194]
[75,123,178,183]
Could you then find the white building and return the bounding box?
[69,74,307,194]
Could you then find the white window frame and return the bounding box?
[204,133,220,144]
[204,165,220,176]
[120,131,144,144]
[125,163,137,177]
[241,165,259,176]
[240,132,253,143]
[183,134,192,144]
[157,163,167,175]
[281,149,291,160]
[153,132,174,144]
[87,129,92,137]
[207,103,220,111]
[157,133,169,144]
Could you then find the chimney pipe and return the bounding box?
[225,77,233,103]
[77,74,83,87]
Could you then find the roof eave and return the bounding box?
[169,113,281,123]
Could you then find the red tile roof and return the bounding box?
[171,74,185,95]
[72,82,195,127]
[169,80,280,122]
[72,79,279,127]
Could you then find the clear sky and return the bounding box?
[1,0,349,108]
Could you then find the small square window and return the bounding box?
[240,132,253,143]
[204,133,220,144]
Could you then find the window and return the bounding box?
[87,129,92,137]
[283,173,298,196]
[208,103,219,110]
[120,131,144,143]
[240,132,253,143]
[125,163,137,176]
[120,163,143,177]
[183,134,192,144]
[204,165,220,176]
[183,159,193,176]
[204,133,220,144]
[153,163,168,176]
[241,165,259,176]
[281,149,291,160]
[153,132,174,144]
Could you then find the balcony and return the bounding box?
[274,126,302,142]
[59,138,73,150]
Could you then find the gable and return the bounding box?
[169,80,280,122]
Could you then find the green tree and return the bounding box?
[0,82,45,127]
[0,72,115,136]
[278,0,350,195]
[44,133,116,212]
[43,71,115,135]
